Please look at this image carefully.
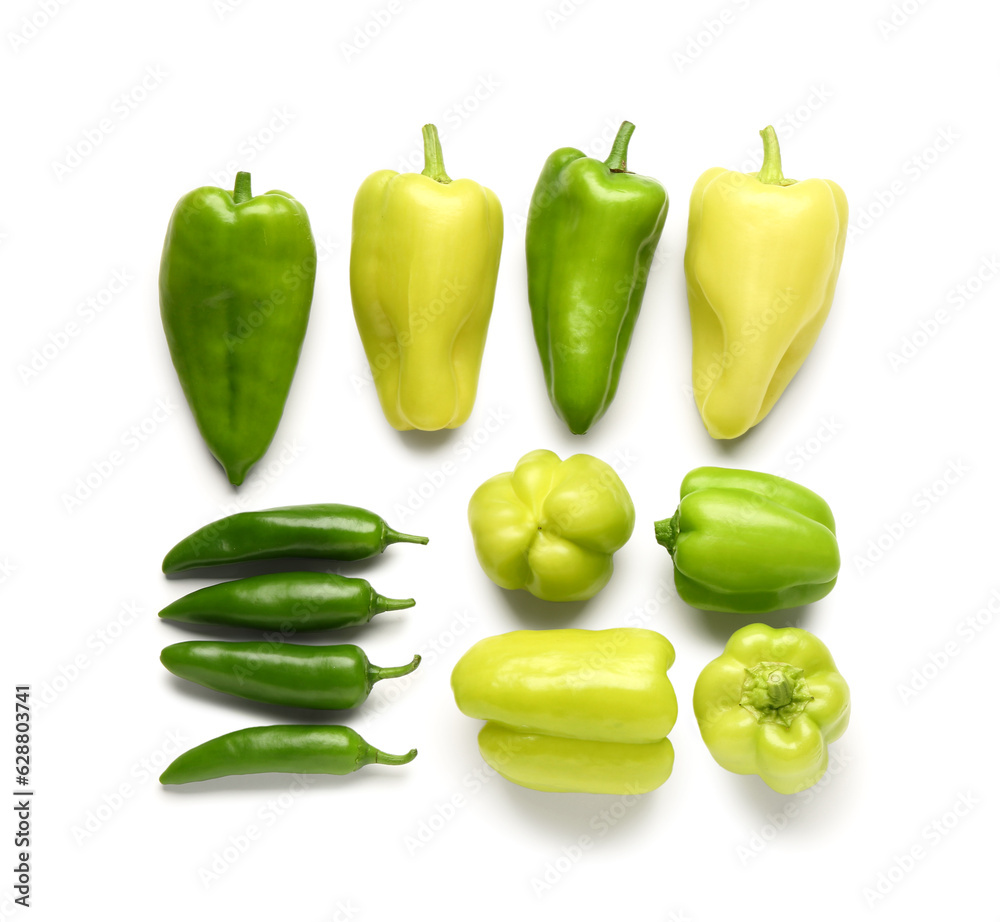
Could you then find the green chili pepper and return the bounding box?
[160,171,316,485]
[159,725,417,785]
[160,641,420,709]
[158,572,414,631]
[162,504,428,573]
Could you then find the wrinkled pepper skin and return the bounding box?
[467,449,634,601]
[160,641,420,709]
[160,171,316,484]
[655,467,839,613]
[526,121,668,434]
[693,623,850,794]
[162,503,428,573]
[158,572,414,632]
[159,725,416,785]
[350,124,503,430]
[452,629,676,794]
[685,126,847,439]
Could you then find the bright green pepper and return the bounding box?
[526,120,668,434]
[693,623,850,794]
[467,449,634,601]
[654,467,839,613]
[160,641,420,709]
[159,725,416,785]
[159,172,316,485]
[159,572,414,632]
[452,628,676,794]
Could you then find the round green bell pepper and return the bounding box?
[467,449,634,601]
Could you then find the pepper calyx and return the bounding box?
[740,661,812,726]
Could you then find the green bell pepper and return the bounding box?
[526,120,668,434]
[159,171,316,485]
[693,623,850,794]
[654,467,839,612]
[467,449,634,601]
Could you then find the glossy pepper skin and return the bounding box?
[162,504,428,573]
[452,629,676,794]
[467,449,634,601]
[654,467,839,613]
[160,172,316,484]
[160,641,420,709]
[350,124,503,431]
[685,126,847,439]
[159,572,414,631]
[159,725,416,785]
[693,623,850,794]
[527,121,668,434]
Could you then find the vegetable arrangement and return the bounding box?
[156,121,852,800]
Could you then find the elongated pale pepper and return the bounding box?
[350,124,503,430]
[685,127,847,439]
[526,120,668,434]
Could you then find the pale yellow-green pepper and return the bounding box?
[685,126,848,439]
[350,124,503,430]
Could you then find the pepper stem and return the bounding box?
[233,171,252,203]
[374,747,418,766]
[766,670,793,709]
[757,126,795,185]
[420,124,452,183]
[604,120,636,172]
[375,594,416,613]
[653,512,680,557]
[370,654,421,683]
[384,527,430,547]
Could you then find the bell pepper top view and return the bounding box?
[685,126,847,439]
[350,124,503,431]
[526,120,668,434]
[159,171,316,485]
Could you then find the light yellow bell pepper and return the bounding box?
[685,126,848,440]
[350,124,503,430]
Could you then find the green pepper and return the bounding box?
[526,121,668,434]
[452,628,676,794]
[159,725,416,785]
[654,467,839,613]
[162,504,428,573]
[693,623,850,794]
[467,449,634,601]
[159,172,316,485]
[160,641,420,709]
[159,572,414,632]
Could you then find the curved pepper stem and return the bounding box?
[369,654,422,683]
[375,594,416,613]
[757,126,796,185]
[604,120,635,173]
[232,171,253,203]
[373,747,418,766]
[420,124,452,184]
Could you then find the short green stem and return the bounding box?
[757,126,795,185]
[653,512,680,557]
[233,171,252,203]
[420,124,452,183]
[384,528,429,547]
[604,120,635,172]
[376,595,416,613]
[766,670,793,709]
[374,747,418,766]
[370,654,421,683]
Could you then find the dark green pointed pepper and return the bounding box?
[159,171,316,485]
[526,121,668,434]
[654,467,840,613]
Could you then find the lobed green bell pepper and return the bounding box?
[693,623,850,794]
[654,467,839,612]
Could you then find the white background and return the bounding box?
[2,0,997,918]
